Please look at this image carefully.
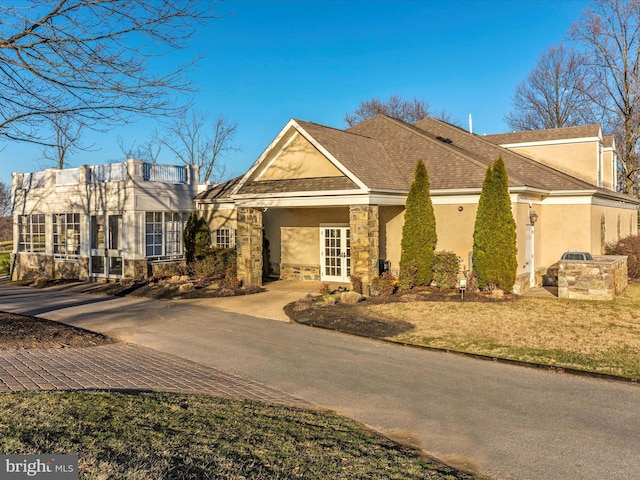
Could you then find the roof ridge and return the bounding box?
[415,118,598,190]
[295,118,375,141]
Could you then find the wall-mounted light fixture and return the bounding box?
[529,210,538,225]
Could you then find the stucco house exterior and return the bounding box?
[195,115,639,293]
[11,159,199,281]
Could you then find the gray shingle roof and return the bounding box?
[195,175,242,200]
[237,176,358,195]
[206,116,635,203]
[484,124,601,145]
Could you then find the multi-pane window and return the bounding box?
[53,213,80,256]
[18,214,46,253]
[165,212,183,256]
[145,212,184,258]
[214,228,234,248]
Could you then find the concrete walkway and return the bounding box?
[0,342,314,408]
[184,279,324,321]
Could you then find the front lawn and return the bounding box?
[365,285,640,378]
[0,391,482,480]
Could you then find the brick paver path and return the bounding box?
[0,343,315,409]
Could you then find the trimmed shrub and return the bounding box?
[606,235,640,279]
[400,159,437,285]
[193,247,236,279]
[432,251,460,288]
[399,260,418,290]
[371,271,399,296]
[472,157,517,292]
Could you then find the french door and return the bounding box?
[320,226,350,282]
[90,214,123,278]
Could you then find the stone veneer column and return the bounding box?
[236,207,263,286]
[349,205,379,293]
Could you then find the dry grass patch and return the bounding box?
[365,285,640,378]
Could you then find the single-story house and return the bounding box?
[195,115,639,292]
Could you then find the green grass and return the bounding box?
[0,252,9,277]
[0,391,482,480]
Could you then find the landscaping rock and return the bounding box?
[178,283,195,293]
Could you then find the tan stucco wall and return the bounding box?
[258,133,344,181]
[200,204,237,232]
[508,142,599,187]
[263,207,349,266]
[602,150,615,190]
[380,202,482,275]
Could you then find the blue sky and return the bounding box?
[1,0,591,186]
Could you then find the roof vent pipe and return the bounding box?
[469,114,473,134]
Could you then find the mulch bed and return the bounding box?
[285,287,517,339]
[0,312,115,350]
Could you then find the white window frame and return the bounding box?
[18,214,46,253]
[214,228,235,249]
[145,212,185,259]
[53,213,81,258]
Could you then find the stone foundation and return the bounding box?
[558,255,627,300]
[150,260,187,278]
[280,264,321,281]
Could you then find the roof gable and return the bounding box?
[232,119,368,197]
[256,132,344,181]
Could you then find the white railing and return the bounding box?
[55,168,82,185]
[20,171,46,189]
[89,163,127,183]
[142,163,187,183]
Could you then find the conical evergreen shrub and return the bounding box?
[472,157,517,291]
[400,159,437,285]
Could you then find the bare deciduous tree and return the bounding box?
[569,0,640,195]
[505,44,600,131]
[0,1,216,148]
[0,182,12,241]
[158,110,239,183]
[40,114,93,169]
[117,136,163,164]
[345,95,431,126]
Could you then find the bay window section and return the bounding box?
[145,212,184,259]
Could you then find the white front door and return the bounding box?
[320,226,350,282]
[525,224,534,287]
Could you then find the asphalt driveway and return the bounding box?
[0,284,639,480]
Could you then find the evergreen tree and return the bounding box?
[400,159,437,285]
[183,213,212,263]
[183,212,198,263]
[472,157,518,291]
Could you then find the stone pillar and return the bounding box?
[236,207,263,286]
[349,205,379,294]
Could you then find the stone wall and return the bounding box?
[236,207,263,286]
[349,205,379,292]
[558,255,627,300]
[280,264,320,281]
[150,260,187,279]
